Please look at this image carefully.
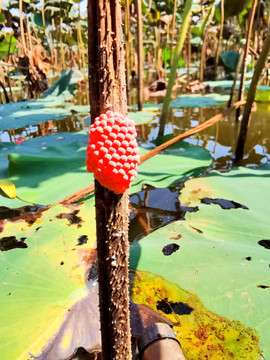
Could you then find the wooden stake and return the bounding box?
[87,1,131,359]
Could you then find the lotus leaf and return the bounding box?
[0,179,16,198]
[220,51,239,72]
[203,80,270,91]
[132,140,212,194]
[130,164,270,359]
[170,94,229,108]
[0,199,96,359]
[127,110,158,125]
[0,35,17,59]
[0,70,85,131]
[129,104,161,111]
[255,90,270,103]
[0,134,211,207]
[131,270,261,359]
[0,142,16,178]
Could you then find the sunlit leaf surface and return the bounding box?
[0,134,211,207]
[131,270,261,359]
[130,164,270,359]
[0,199,96,359]
[0,179,16,198]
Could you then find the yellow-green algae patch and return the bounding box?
[131,270,261,360]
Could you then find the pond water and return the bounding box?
[1,89,270,242]
[1,90,269,169]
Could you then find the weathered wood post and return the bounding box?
[87,1,132,359]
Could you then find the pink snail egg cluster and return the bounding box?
[86,110,140,194]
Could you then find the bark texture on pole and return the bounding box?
[87,1,131,359]
[235,27,270,161]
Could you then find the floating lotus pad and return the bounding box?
[170,93,229,108]
[0,70,87,131]
[128,110,158,125]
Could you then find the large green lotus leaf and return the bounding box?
[6,139,93,207]
[131,140,212,194]
[0,142,16,178]
[0,198,96,359]
[30,13,51,28]
[0,70,85,131]
[130,165,270,359]
[0,132,88,179]
[170,93,229,108]
[0,132,90,208]
[0,35,18,59]
[131,270,261,359]
[42,70,84,101]
[1,133,211,207]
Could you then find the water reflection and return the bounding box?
[138,104,270,171]
[129,183,198,243]
[1,92,269,170]
[0,115,88,143]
